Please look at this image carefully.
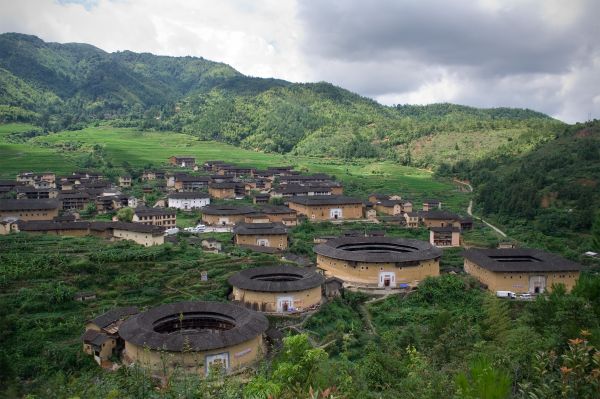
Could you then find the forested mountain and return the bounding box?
[0,33,563,165]
[439,120,600,247]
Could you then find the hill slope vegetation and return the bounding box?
[0,33,563,166]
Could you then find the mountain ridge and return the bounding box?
[0,32,563,164]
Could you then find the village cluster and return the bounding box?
[0,155,583,377]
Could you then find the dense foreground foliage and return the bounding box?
[0,232,599,398]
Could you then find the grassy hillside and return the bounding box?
[0,123,469,210]
[0,33,564,166]
[438,120,600,257]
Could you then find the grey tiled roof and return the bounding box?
[461,248,582,272]
[234,222,288,235]
[228,265,324,292]
[314,237,442,263]
[0,199,60,211]
[287,195,363,206]
[89,306,139,329]
[118,301,269,351]
[258,205,296,214]
[201,205,256,215]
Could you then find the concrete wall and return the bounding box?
[374,204,401,215]
[209,187,236,199]
[123,335,264,376]
[463,259,580,293]
[132,214,176,227]
[25,228,91,237]
[317,254,440,287]
[264,213,297,223]
[168,198,210,210]
[288,203,363,220]
[245,216,271,223]
[113,229,164,246]
[232,286,322,313]
[423,219,461,228]
[429,230,460,247]
[404,214,419,228]
[234,233,288,249]
[0,208,59,221]
[202,213,248,226]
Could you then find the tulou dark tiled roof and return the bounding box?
[461,248,582,273]
[110,221,166,234]
[82,329,113,346]
[58,192,90,199]
[15,185,55,193]
[278,173,332,182]
[118,301,269,352]
[314,236,442,263]
[201,205,256,215]
[178,175,210,182]
[0,180,17,187]
[16,220,164,235]
[287,195,363,206]
[377,199,405,207]
[233,222,288,235]
[229,265,325,293]
[258,205,296,215]
[89,306,140,329]
[17,221,91,231]
[0,199,60,211]
[274,185,333,194]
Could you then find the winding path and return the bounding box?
[454,180,508,238]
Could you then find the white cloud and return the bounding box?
[0,0,598,122]
[0,0,309,81]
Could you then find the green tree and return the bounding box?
[455,357,511,399]
[82,201,96,217]
[482,295,510,343]
[591,211,600,252]
[116,207,134,222]
[244,334,329,398]
[518,333,600,399]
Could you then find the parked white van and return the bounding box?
[164,227,180,236]
[496,290,516,299]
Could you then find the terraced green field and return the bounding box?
[0,123,470,210]
[0,233,286,395]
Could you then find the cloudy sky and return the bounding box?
[0,0,598,123]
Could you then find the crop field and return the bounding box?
[408,126,553,167]
[0,233,286,395]
[0,123,470,211]
[0,222,472,397]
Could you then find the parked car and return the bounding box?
[496,290,516,299]
[184,224,206,233]
[164,227,180,236]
